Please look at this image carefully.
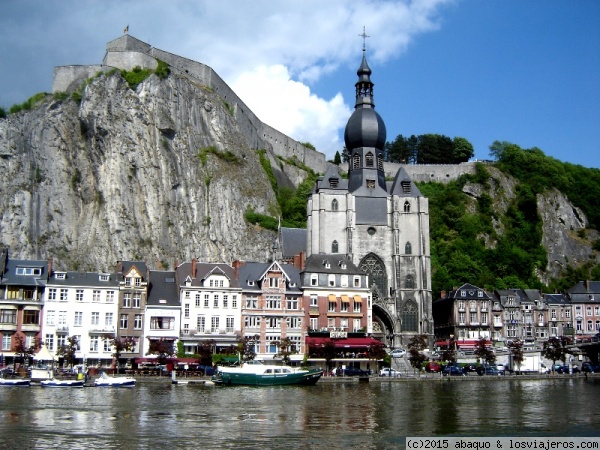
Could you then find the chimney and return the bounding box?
[440,290,447,299]
[116,261,123,274]
[174,260,178,270]
[47,257,53,278]
[232,260,245,278]
[585,280,590,291]
[192,258,197,278]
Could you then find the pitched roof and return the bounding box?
[302,254,362,275]
[0,258,48,287]
[237,261,302,293]
[147,270,179,306]
[45,271,119,288]
[279,227,307,259]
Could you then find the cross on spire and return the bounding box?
[359,26,370,52]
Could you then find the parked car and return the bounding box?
[379,368,400,377]
[338,367,369,376]
[425,361,441,373]
[461,364,479,373]
[389,348,406,358]
[443,365,466,376]
[496,364,506,374]
[477,366,503,376]
[582,363,600,373]
[556,365,580,374]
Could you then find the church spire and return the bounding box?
[355,27,374,109]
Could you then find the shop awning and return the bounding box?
[353,295,362,302]
[306,337,383,349]
[341,295,350,302]
[328,294,337,301]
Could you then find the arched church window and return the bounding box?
[404,201,410,213]
[402,300,418,332]
[405,275,414,289]
[365,152,374,167]
[377,154,384,171]
[353,154,361,170]
[405,242,412,254]
[332,240,338,253]
[359,253,387,299]
[331,199,338,211]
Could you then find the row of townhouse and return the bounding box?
[432,282,600,348]
[0,249,374,368]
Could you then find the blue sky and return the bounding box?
[1,0,598,168]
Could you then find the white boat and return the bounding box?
[0,378,30,387]
[40,378,84,388]
[94,371,136,387]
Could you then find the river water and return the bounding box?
[1,377,599,449]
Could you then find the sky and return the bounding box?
[1,0,599,168]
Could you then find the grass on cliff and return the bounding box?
[120,59,171,89]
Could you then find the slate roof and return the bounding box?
[46,271,118,288]
[237,261,302,294]
[444,283,491,301]
[302,254,362,275]
[0,257,48,287]
[567,281,600,304]
[117,261,148,280]
[147,270,179,306]
[544,293,570,306]
[175,262,239,288]
[279,227,307,259]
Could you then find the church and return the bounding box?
[305,42,433,349]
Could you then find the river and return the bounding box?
[1,377,599,449]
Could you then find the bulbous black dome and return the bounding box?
[344,107,386,150]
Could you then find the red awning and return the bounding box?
[306,337,383,349]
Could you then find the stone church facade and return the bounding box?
[306,46,433,348]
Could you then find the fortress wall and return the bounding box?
[383,162,477,183]
[52,65,107,93]
[261,124,328,173]
[103,52,158,72]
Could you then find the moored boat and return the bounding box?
[0,378,30,387]
[94,371,136,387]
[212,361,323,386]
[40,378,85,388]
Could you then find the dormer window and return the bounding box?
[55,272,66,280]
[16,267,42,276]
[323,260,331,269]
[401,181,411,194]
[99,274,109,282]
[329,178,339,188]
[248,280,255,286]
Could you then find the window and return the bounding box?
[23,310,39,325]
[267,317,281,328]
[2,335,11,351]
[353,302,362,313]
[151,317,174,330]
[365,152,374,167]
[331,199,338,211]
[459,312,466,324]
[99,274,109,281]
[401,301,418,332]
[587,306,593,317]
[105,312,113,326]
[120,314,128,329]
[566,310,571,319]
[60,289,68,301]
[93,290,101,302]
[74,290,83,302]
[89,336,99,352]
[470,312,477,323]
[47,288,57,301]
[245,316,260,328]
[74,312,83,326]
[232,295,238,308]
[184,304,190,318]
[269,277,279,288]
[353,318,362,332]
[287,317,302,329]
[266,296,281,309]
[211,316,220,333]
[405,242,412,254]
[16,267,42,276]
[340,318,348,329]
[134,314,143,330]
[310,318,318,330]
[55,272,66,280]
[0,309,16,324]
[286,297,298,310]
[226,317,234,332]
[310,295,318,307]
[311,275,318,286]
[133,293,141,308]
[328,275,335,287]
[46,310,55,326]
[366,179,375,189]
[328,301,336,312]
[134,278,141,287]
[194,293,201,307]
[106,291,115,303]
[91,312,100,326]
[223,295,228,308]
[266,336,279,353]
[354,277,361,288]
[587,320,593,331]
[185,291,191,299]
[332,240,339,253]
[405,275,414,289]
[45,334,54,351]
[204,295,210,307]
[401,181,411,194]
[377,154,384,171]
[183,324,190,335]
[197,316,206,332]
[404,201,410,213]
[353,154,360,169]
[328,318,335,329]
[57,311,66,326]
[245,297,258,309]
[340,275,348,287]
[103,339,112,352]
[123,294,131,308]
[340,302,349,313]
[213,295,219,308]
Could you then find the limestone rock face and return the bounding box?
[0,71,286,270]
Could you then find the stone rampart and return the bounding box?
[52,65,108,94]
[384,162,478,183]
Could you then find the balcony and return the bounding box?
[493,322,503,328]
[21,324,41,332]
[56,326,69,334]
[0,322,17,332]
[89,327,115,335]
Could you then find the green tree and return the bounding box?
[333,151,342,165]
[275,337,297,365]
[474,337,496,366]
[367,341,387,374]
[452,137,475,163]
[56,335,80,369]
[238,335,258,362]
[542,337,570,372]
[12,334,35,371]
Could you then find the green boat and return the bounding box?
[212,361,323,386]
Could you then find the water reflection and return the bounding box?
[0,378,599,449]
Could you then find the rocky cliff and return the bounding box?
[0,69,300,270]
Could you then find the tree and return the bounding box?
[507,338,525,374]
[104,336,136,373]
[238,335,258,362]
[474,337,496,366]
[341,146,350,163]
[542,337,570,372]
[333,151,342,165]
[309,340,337,375]
[12,334,35,371]
[407,335,428,375]
[367,342,387,374]
[146,339,175,365]
[56,335,79,369]
[452,137,474,163]
[275,337,297,365]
